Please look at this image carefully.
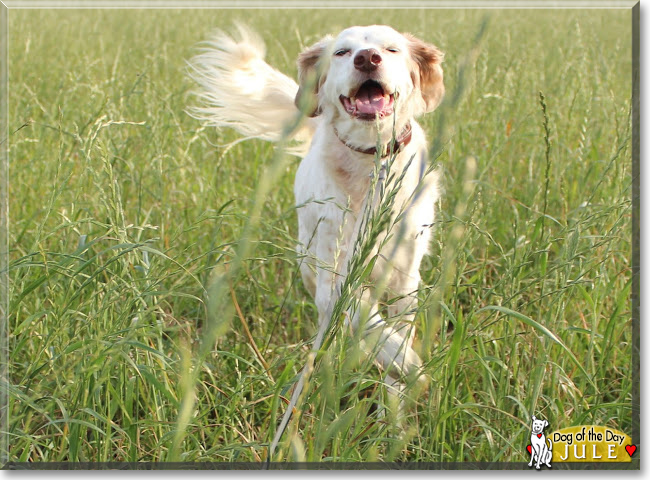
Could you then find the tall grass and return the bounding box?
[4,8,633,464]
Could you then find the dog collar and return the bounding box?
[334,122,413,157]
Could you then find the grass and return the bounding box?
[4,7,634,464]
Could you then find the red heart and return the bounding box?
[625,445,637,457]
[537,433,542,438]
[527,445,532,454]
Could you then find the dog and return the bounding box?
[528,415,553,469]
[188,24,444,432]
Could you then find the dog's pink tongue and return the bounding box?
[355,84,388,114]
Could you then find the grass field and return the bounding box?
[4,7,634,464]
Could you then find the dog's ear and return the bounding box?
[405,33,445,113]
[532,415,537,421]
[295,36,332,117]
[544,420,548,428]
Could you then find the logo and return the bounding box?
[525,417,636,465]
[527,415,553,469]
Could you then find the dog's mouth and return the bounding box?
[339,80,395,121]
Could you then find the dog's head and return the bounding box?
[531,415,549,435]
[294,25,444,143]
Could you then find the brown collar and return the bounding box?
[334,122,413,157]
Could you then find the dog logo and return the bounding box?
[527,415,553,469]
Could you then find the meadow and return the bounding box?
[4,7,634,465]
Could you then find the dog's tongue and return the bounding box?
[355,83,388,114]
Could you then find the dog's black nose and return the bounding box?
[354,48,382,72]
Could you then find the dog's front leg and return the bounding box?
[385,270,422,368]
[268,263,338,460]
[540,443,552,468]
[534,445,543,470]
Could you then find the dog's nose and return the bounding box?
[354,48,382,72]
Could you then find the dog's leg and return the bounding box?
[544,442,553,467]
[347,291,421,420]
[268,264,337,461]
[381,304,421,414]
[345,284,421,380]
[382,373,410,421]
[535,445,542,469]
[385,272,421,365]
[296,243,317,297]
[527,438,538,468]
[346,291,410,418]
[338,254,423,417]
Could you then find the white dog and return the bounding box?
[188,25,444,445]
[529,415,553,469]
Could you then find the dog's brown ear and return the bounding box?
[295,36,332,117]
[405,33,445,113]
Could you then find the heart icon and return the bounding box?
[537,433,542,438]
[625,445,637,457]
[527,445,532,454]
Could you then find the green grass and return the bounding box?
[4,7,633,464]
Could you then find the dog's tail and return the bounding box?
[187,25,315,156]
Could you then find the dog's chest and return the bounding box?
[330,154,373,212]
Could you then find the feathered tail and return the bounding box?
[187,25,314,155]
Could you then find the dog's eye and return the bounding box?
[334,49,350,56]
[386,47,400,53]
